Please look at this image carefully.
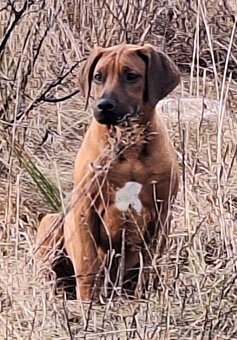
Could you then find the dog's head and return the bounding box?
[78,44,180,126]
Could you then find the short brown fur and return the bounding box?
[36,43,180,301]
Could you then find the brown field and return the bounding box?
[0,1,237,339]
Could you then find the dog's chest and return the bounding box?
[106,157,155,213]
[114,181,143,214]
[96,155,171,248]
[98,176,156,249]
[108,155,147,183]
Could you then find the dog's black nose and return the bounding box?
[97,98,116,112]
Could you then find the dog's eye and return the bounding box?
[127,73,139,82]
[94,73,103,83]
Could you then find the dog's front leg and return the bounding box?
[64,206,101,302]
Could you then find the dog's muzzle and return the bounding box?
[94,98,125,126]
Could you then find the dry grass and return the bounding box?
[0,0,237,339]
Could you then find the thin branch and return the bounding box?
[43,90,79,103]
[8,59,85,125]
[0,0,34,56]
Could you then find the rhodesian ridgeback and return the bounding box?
[36,43,180,301]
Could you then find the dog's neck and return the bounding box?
[91,110,158,160]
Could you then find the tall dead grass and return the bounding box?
[0,0,237,339]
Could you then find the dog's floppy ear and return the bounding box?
[137,44,180,107]
[78,47,104,109]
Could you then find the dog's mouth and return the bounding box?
[94,110,123,126]
[93,108,140,126]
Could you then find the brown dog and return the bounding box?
[36,43,180,301]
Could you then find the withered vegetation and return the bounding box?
[0,0,237,339]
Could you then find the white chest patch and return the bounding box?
[115,181,142,214]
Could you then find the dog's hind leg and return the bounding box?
[36,213,77,299]
[35,213,63,259]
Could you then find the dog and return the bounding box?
[36,43,180,302]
